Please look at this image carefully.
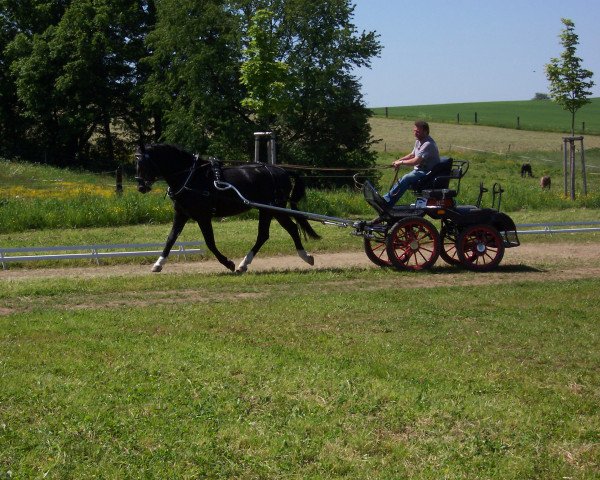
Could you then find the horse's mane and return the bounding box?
[147,143,205,167]
[148,143,194,157]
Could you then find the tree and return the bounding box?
[545,18,594,136]
[239,8,291,129]
[233,0,381,183]
[532,92,549,100]
[144,0,252,158]
[276,0,381,183]
[0,0,71,160]
[1,0,154,166]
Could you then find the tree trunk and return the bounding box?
[103,114,115,166]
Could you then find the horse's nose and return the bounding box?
[135,177,151,193]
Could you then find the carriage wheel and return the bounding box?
[440,231,461,266]
[457,224,505,271]
[364,232,392,267]
[385,217,440,271]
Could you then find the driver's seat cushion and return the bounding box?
[413,157,453,193]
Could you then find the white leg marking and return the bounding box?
[151,256,167,273]
[297,249,314,266]
[236,251,254,273]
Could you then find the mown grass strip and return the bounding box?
[1,270,598,478]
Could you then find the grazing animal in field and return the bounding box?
[135,143,320,273]
[520,163,533,177]
[540,175,551,189]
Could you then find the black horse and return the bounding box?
[135,143,320,273]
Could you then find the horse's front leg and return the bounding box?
[152,209,188,272]
[197,216,235,272]
[237,209,272,273]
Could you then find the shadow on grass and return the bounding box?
[216,263,543,278]
[425,264,543,275]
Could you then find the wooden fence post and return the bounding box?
[580,137,587,195]
[115,165,123,195]
[563,138,568,197]
[570,140,576,201]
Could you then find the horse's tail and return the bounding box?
[289,173,321,240]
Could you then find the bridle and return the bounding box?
[134,152,156,193]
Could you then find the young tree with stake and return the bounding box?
[545,18,594,137]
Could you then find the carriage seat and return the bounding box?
[412,157,453,193]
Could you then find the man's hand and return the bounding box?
[392,159,403,170]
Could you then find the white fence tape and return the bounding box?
[516,221,600,235]
[0,241,205,269]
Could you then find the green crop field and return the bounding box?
[372,98,600,135]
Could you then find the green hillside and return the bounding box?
[372,98,600,135]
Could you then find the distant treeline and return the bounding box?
[0,0,380,180]
[372,98,600,135]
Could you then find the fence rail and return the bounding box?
[516,221,600,235]
[0,241,205,269]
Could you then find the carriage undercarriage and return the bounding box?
[214,157,520,273]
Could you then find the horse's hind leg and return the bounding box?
[153,209,188,272]
[275,214,314,266]
[237,210,273,273]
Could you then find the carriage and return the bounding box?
[357,158,520,271]
[135,144,519,273]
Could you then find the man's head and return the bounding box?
[413,120,430,141]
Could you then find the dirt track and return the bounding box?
[2,242,600,287]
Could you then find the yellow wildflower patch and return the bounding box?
[0,183,115,200]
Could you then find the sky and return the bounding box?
[352,0,600,107]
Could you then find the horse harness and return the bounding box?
[166,155,217,199]
[166,158,285,215]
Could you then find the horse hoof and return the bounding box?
[236,266,248,274]
[225,260,236,272]
[151,265,163,273]
[306,255,315,266]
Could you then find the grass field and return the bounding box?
[1,256,599,478]
[369,117,600,153]
[371,98,600,135]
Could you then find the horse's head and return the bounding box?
[134,145,158,193]
[135,143,202,193]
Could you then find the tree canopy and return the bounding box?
[1,0,381,178]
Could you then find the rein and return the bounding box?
[219,159,393,173]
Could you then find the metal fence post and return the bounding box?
[254,132,276,164]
